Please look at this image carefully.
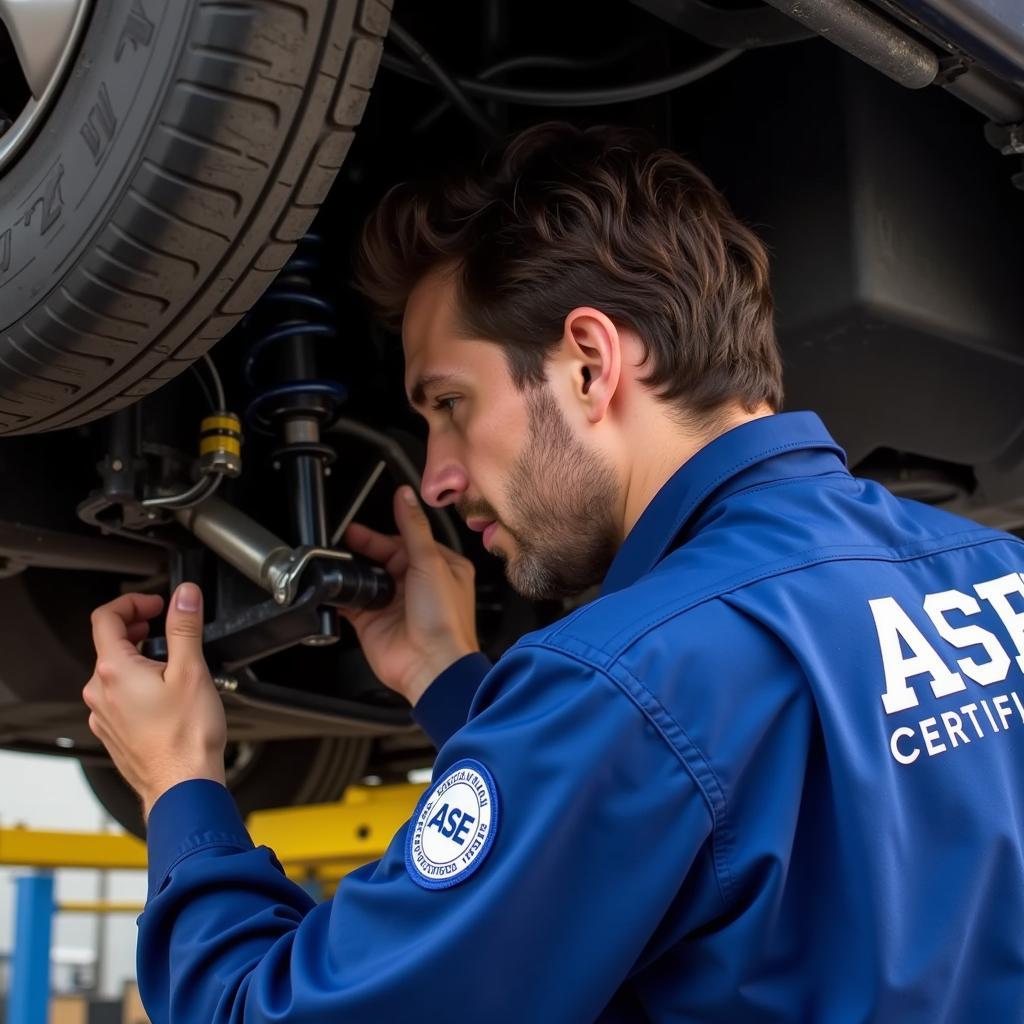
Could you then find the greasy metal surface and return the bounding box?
[900,0,1024,85]
[761,0,939,87]
[174,495,293,595]
[0,520,165,575]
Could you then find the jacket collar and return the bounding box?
[599,411,848,598]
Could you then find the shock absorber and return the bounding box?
[243,233,346,645]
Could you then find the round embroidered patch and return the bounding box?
[406,758,499,890]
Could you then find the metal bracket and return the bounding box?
[984,119,1024,156]
[271,545,354,606]
[983,120,1024,190]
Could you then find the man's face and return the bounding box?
[403,270,621,600]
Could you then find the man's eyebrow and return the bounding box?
[408,373,463,409]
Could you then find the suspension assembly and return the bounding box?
[76,231,395,675]
[242,233,348,644]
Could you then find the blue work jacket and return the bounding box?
[138,411,1024,1022]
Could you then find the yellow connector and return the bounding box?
[199,411,243,477]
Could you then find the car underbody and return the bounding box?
[1,0,1022,832]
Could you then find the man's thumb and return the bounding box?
[165,582,206,670]
[395,486,436,561]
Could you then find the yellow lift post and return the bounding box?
[0,781,425,908]
[1,783,425,1021]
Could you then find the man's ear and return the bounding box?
[563,306,622,424]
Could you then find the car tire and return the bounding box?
[0,0,389,436]
[81,733,372,839]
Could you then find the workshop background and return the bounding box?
[0,748,431,1022]
[0,751,146,1018]
[2,0,1023,1019]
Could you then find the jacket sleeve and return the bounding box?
[137,643,714,1024]
[409,651,492,749]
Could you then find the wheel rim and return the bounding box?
[0,0,92,173]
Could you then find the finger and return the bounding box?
[88,713,124,763]
[87,709,113,747]
[383,545,410,580]
[335,605,370,633]
[91,593,164,659]
[164,582,206,677]
[406,541,470,588]
[342,521,402,565]
[436,544,473,575]
[393,487,439,565]
[126,620,150,645]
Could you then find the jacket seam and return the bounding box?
[701,469,853,508]
[650,441,845,558]
[156,837,252,894]
[577,437,845,618]
[517,640,733,908]
[529,529,1019,910]
[608,529,1005,658]
[668,471,857,556]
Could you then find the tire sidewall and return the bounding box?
[0,0,193,326]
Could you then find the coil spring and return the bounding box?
[243,232,347,443]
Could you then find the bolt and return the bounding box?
[111,458,124,472]
[303,634,338,647]
[272,460,281,471]
[324,467,331,477]
[146,512,157,520]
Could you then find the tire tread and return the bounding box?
[2,0,388,435]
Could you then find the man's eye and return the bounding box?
[432,397,460,414]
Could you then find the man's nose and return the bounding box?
[420,440,469,508]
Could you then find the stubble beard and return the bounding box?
[494,385,621,601]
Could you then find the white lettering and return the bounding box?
[870,596,965,714]
[940,710,970,748]
[923,589,1011,685]
[975,573,1024,672]
[981,699,1000,731]
[890,689,1024,765]
[993,693,1015,730]
[920,716,947,756]
[890,726,920,764]
[1014,691,1024,724]
[962,703,985,738]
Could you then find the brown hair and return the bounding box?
[354,121,783,417]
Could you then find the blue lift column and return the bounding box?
[7,872,54,1024]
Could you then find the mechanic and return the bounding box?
[83,122,1024,1022]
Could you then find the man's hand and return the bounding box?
[83,583,227,822]
[339,486,480,705]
